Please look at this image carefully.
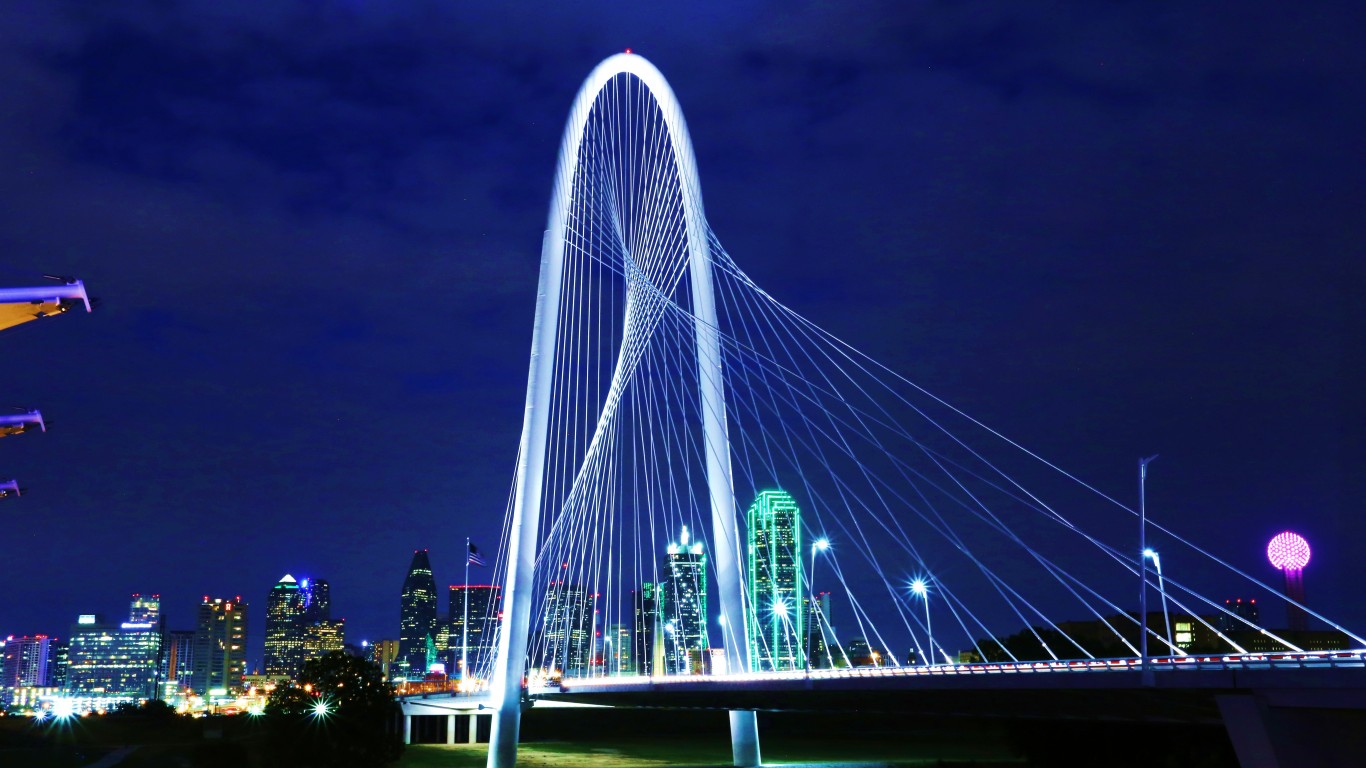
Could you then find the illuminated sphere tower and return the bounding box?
[1266,531,1311,631]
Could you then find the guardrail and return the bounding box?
[553,650,1366,691]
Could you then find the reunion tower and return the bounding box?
[1267,531,1311,631]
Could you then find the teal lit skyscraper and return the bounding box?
[662,525,708,674]
[632,583,661,676]
[746,489,803,671]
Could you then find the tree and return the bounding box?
[265,651,403,767]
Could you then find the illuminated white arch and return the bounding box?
[487,54,759,768]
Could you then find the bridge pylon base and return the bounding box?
[729,710,761,767]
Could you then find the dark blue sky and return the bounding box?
[1,2,1361,665]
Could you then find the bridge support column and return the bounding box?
[447,714,456,745]
[729,711,761,767]
[403,714,412,745]
[469,714,480,744]
[1217,695,1279,768]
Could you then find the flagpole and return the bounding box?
[462,537,471,690]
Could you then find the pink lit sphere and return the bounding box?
[1267,531,1311,571]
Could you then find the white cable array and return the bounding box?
[485,54,1362,711]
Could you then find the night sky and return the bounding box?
[1,3,1361,667]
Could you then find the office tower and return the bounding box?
[843,637,885,667]
[662,525,708,674]
[433,620,452,674]
[450,585,501,679]
[1,635,53,691]
[400,550,439,679]
[264,574,307,678]
[302,619,346,664]
[1217,597,1261,633]
[129,594,161,624]
[303,578,331,623]
[66,607,161,699]
[804,591,833,668]
[191,597,248,697]
[606,623,632,675]
[160,629,195,696]
[370,639,400,677]
[746,489,803,671]
[632,583,661,676]
[540,582,593,678]
[49,640,68,689]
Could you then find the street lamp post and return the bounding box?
[807,538,829,674]
[911,579,932,666]
[1138,454,1158,672]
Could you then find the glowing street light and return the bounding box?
[312,699,330,718]
[910,578,933,666]
[1145,549,1173,654]
[807,538,830,674]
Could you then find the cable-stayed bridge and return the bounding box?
[405,54,1366,768]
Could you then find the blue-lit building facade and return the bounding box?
[65,596,163,703]
[662,525,708,674]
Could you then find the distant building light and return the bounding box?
[77,615,96,625]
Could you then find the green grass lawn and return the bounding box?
[400,735,1025,767]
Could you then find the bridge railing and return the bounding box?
[550,650,1366,690]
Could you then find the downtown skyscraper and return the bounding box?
[66,595,162,700]
[662,525,708,674]
[263,574,306,678]
[746,489,804,671]
[632,583,661,676]
[449,584,501,680]
[399,550,439,679]
[538,582,594,678]
[191,597,247,697]
[266,574,343,678]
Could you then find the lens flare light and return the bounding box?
[1267,531,1311,571]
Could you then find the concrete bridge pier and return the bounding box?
[444,713,482,744]
[1218,691,1366,768]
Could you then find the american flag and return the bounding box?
[467,543,487,567]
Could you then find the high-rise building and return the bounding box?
[66,604,161,700]
[303,578,331,623]
[264,574,307,678]
[49,640,68,689]
[449,585,501,680]
[302,619,346,664]
[399,550,439,679]
[369,638,400,678]
[2,635,53,692]
[631,583,661,676]
[129,594,161,625]
[160,629,195,697]
[804,591,833,669]
[539,582,594,678]
[746,489,803,671]
[191,597,248,697]
[1218,598,1261,633]
[662,525,708,675]
[606,623,632,675]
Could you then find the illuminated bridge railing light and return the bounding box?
[549,650,1366,692]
